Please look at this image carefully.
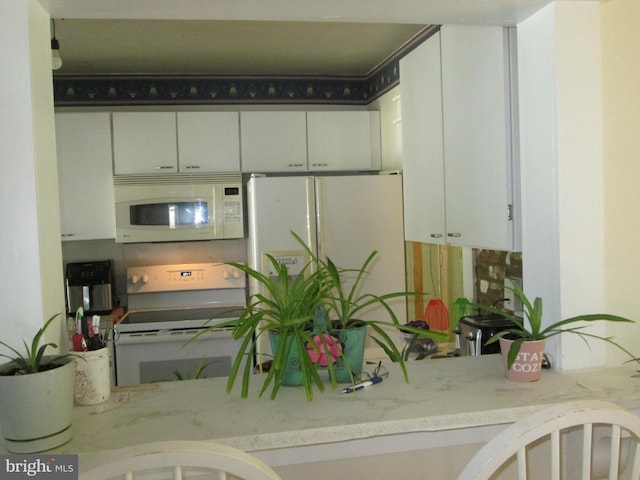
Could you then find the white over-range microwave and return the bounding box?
[114,173,244,243]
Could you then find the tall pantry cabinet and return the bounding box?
[400,26,520,251]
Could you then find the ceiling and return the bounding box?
[44,0,555,77]
[52,20,429,76]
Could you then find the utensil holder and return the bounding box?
[71,347,111,405]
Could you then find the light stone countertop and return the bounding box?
[4,355,640,467]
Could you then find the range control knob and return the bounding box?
[223,268,242,280]
[130,273,140,284]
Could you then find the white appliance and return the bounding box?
[113,262,247,386]
[247,174,407,357]
[113,173,244,243]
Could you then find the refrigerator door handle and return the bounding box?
[313,177,324,259]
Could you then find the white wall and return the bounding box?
[601,0,640,364]
[369,85,403,171]
[0,0,65,355]
[518,1,637,370]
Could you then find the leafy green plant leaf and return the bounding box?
[0,314,63,374]
[473,278,637,371]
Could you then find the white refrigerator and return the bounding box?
[247,174,407,358]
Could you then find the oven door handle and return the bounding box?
[115,328,235,345]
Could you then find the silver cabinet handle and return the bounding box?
[182,165,201,170]
[430,233,443,238]
[287,163,305,168]
[156,165,175,170]
[447,233,462,238]
[311,163,329,167]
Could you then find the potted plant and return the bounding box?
[477,280,635,382]
[0,313,75,452]
[192,232,447,400]
[209,251,331,401]
[306,239,446,378]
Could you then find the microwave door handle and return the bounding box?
[82,285,91,311]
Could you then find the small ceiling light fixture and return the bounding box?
[51,19,62,70]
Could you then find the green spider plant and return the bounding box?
[303,240,448,382]
[188,231,448,401]
[189,252,332,401]
[479,279,635,369]
[0,313,66,375]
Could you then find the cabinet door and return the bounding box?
[56,113,116,240]
[441,26,517,251]
[400,32,446,244]
[112,112,177,174]
[307,111,381,171]
[177,112,240,173]
[240,112,308,172]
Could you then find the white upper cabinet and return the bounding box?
[400,31,446,244]
[240,111,308,172]
[401,26,520,251]
[56,112,116,240]
[112,112,177,174]
[177,112,240,172]
[307,111,381,171]
[113,112,241,174]
[241,110,382,173]
[440,25,519,251]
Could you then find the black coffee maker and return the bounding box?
[65,260,114,315]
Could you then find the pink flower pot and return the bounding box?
[499,337,546,382]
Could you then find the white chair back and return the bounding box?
[459,400,640,480]
[79,440,282,480]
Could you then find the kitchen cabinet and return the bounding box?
[307,111,381,171]
[241,110,382,173]
[176,112,240,172]
[240,111,308,172]
[400,31,446,244]
[400,26,520,251]
[113,112,241,174]
[55,112,116,240]
[112,112,177,174]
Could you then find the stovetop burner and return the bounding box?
[124,306,243,325]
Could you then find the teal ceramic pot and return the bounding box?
[269,325,367,386]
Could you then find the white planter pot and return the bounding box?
[0,357,74,453]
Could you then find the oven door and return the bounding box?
[113,327,244,386]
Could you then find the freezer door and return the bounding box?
[315,175,407,325]
[247,175,317,272]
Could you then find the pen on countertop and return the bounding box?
[341,375,384,394]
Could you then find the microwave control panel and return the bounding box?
[221,184,243,237]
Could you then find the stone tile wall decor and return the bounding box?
[473,249,523,312]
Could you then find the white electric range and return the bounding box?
[113,262,247,386]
